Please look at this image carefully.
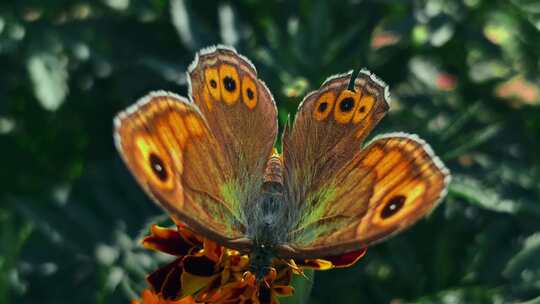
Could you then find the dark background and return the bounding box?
[1,0,540,303]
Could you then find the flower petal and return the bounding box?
[294,258,334,270]
[147,258,183,295]
[161,263,183,300]
[141,289,159,303]
[321,248,367,268]
[197,279,249,303]
[228,253,250,271]
[180,271,220,298]
[183,255,217,277]
[296,248,367,270]
[133,289,197,304]
[142,225,196,256]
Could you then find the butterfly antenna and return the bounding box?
[348,69,358,91]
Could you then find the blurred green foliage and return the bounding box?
[1,0,540,303]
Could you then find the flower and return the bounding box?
[141,223,218,300]
[132,222,367,304]
[131,289,196,304]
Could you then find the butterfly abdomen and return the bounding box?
[263,151,283,192]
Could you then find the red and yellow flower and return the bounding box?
[131,222,366,304]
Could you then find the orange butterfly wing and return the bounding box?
[280,71,450,259]
[188,46,278,180]
[114,92,249,247]
[114,46,278,251]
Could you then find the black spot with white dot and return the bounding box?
[318,102,328,112]
[381,195,406,219]
[247,88,254,100]
[149,153,168,182]
[339,97,355,112]
[223,76,236,92]
[210,79,217,89]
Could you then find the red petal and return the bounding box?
[293,258,333,270]
[147,258,183,294]
[160,263,183,300]
[321,248,367,268]
[294,248,367,270]
[142,225,197,256]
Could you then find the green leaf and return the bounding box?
[26,52,69,111]
[503,233,540,282]
[449,175,520,214]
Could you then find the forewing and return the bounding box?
[114,92,250,250]
[188,45,278,185]
[282,70,389,211]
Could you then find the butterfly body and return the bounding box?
[245,155,289,279]
[114,46,450,282]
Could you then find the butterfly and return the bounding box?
[114,45,450,279]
